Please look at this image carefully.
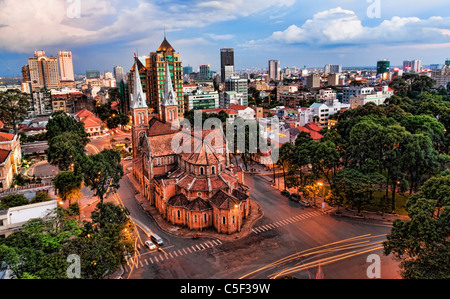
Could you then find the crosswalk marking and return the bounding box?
[252,211,324,234]
[124,239,225,271]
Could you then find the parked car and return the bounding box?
[281,190,290,197]
[144,240,157,250]
[299,200,310,207]
[289,193,301,202]
[124,156,133,161]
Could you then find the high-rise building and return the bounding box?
[220,48,234,82]
[58,51,75,82]
[403,60,422,73]
[86,70,101,79]
[306,73,321,89]
[199,64,211,80]
[323,64,342,74]
[114,66,125,83]
[24,51,60,91]
[147,37,184,118]
[268,60,281,81]
[377,59,390,76]
[183,65,193,76]
[224,75,248,106]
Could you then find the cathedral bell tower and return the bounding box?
[161,60,179,126]
[130,58,149,157]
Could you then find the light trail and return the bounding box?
[239,234,386,279]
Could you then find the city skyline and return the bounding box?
[1,0,450,76]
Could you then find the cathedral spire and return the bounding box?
[162,60,178,107]
[131,59,147,109]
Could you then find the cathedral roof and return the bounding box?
[185,197,212,212]
[209,190,240,210]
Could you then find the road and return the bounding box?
[117,169,400,279]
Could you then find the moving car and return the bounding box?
[150,234,164,246]
[144,240,157,251]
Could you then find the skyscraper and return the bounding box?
[323,64,342,74]
[403,60,422,73]
[220,48,234,83]
[147,37,184,118]
[58,51,75,82]
[199,64,211,80]
[377,59,390,76]
[268,60,281,81]
[25,51,60,91]
[114,66,125,83]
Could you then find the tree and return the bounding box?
[82,149,124,204]
[46,131,86,171]
[53,171,83,205]
[0,89,30,134]
[0,208,81,279]
[0,194,28,209]
[309,139,341,186]
[331,168,384,214]
[46,111,89,146]
[278,142,295,190]
[383,172,450,278]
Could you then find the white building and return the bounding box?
[348,85,394,109]
[431,65,450,88]
[0,200,57,238]
[228,104,256,120]
[58,50,75,82]
[299,99,350,128]
[220,91,247,108]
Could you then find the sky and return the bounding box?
[1,0,450,77]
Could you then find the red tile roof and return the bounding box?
[229,104,250,111]
[0,132,15,142]
[0,149,11,163]
[297,126,323,140]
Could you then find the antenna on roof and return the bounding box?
[164,26,166,39]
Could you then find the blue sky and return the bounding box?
[1,0,450,77]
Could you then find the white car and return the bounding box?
[144,240,157,251]
[124,156,133,161]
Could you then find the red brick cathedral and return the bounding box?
[130,51,251,234]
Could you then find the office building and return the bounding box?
[377,59,390,76]
[268,60,281,81]
[220,48,234,82]
[114,66,125,83]
[183,65,193,76]
[323,64,342,74]
[224,75,248,106]
[184,89,219,111]
[86,70,101,79]
[199,64,211,80]
[306,73,321,89]
[58,51,75,82]
[403,60,422,73]
[24,51,60,91]
[146,37,184,118]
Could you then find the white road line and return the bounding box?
[184,248,190,254]
[144,259,148,265]
[173,251,178,257]
[195,245,201,250]
[168,252,173,258]
[178,249,184,256]
[154,256,159,263]
[149,257,154,264]
[216,239,222,245]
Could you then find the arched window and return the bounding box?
[204,213,207,223]
[200,167,204,175]
[194,215,198,223]
[211,166,215,175]
[177,210,181,219]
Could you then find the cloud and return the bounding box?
[265,7,450,47]
[0,0,295,53]
[206,33,234,40]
